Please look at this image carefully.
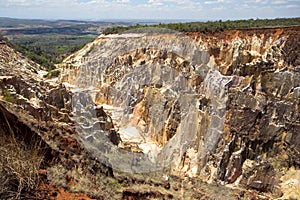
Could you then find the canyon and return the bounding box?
[0,26,299,199]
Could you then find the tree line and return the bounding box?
[102,17,300,35]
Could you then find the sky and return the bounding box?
[0,0,299,21]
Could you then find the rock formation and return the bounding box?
[0,26,299,199]
[59,26,300,198]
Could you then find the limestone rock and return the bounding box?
[1,26,300,198]
[58,27,300,197]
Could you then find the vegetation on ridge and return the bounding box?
[102,17,300,34]
[1,17,299,72]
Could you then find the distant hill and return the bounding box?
[0,17,130,71]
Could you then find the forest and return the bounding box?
[102,17,300,34]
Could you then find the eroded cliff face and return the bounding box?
[59,26,300,198]
[1,26,299,199]
[1,38,251,200]
[0,40,118,199]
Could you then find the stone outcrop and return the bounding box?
[1,25,299,199]
[59,26,300,198]
[0,46,249,199]
[0,40,120,199]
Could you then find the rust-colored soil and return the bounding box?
[38,183,95,200]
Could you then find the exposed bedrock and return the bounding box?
[0,27,292,198]
[56,27,299,196]
[0,40,122,199]
[1,26,299,198]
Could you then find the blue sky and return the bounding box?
[0,0,299,21]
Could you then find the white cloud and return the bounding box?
[148,0,188,5]
[272,0,287,4]
[204,0,232,4]
[212,6,226,10]
[246,0,269,3]
[5,0,31,6]
[148,0,164,6]
[279,4,300,8]
[7,0,26,2]
[115,0,130,3]
[0,0,299,20]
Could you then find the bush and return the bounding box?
[43,69,60,79]
[2,89,15,103]
[0,131,45,199]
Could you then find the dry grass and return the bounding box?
[0,128,45,199]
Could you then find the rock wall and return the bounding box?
[1,26,299,198]
[0,40,119,199]
[58,26,299,197]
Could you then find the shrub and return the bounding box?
[43,69,60,79]
[0,131,45,199]
[2,89,15,103]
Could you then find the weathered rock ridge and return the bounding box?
[0,40,118,199]
[59,26,300,198]
[0,26,299,199]
[0,38,251,199]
